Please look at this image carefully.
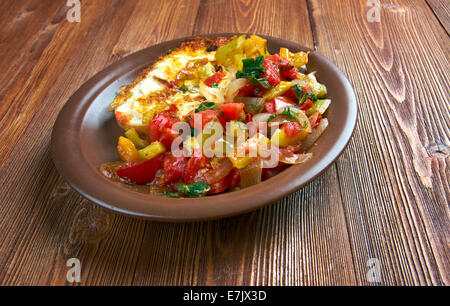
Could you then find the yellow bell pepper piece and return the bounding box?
[291,51,309,67]
[250,35,270,57]
[117,136,139,162]
[262,81,293,100]
[280,47,309,67]
[228,155,256,169]
[280,47,291,60]
[270,128,309,147]
[138,141,166,160]
[125,128,149,149]
[215,35,246,68]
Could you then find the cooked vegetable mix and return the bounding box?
[103,35,331,197]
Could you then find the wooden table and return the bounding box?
[0,0,448,286]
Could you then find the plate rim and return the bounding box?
[51,33,358,222]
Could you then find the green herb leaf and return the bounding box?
[236,56,272,89]
[267,114,276,123]
[177,181,211,197]
[212,83,219,88]
[293,84,317,105]
[164,47,177,55]
[195,102,217,113]
[278,107,299,123]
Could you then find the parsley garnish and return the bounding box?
[164,47,177,55]
[195,102,217,113]
[267,114,276,123]
[177,181,211,197]
[278,107,300,123]
[212,83,219,88]
[293,84,317,105]
[236,56,272,89]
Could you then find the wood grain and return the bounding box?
[426,0,450,34]
[309,0,449,285]
[0,0,448,286]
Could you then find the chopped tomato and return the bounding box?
[207,167,240,195]
[227,167,240,190]
[148,113,179,148]
[283,121,303,138]
[262,162,289,180]
[282,88,298,100]
[183,154,211,185]
[280,66,299,80]
[309,112,322,129]
[300,99,313,111]
[263,60,281,87]
[163,153,187,184]
[238,80,255,96]
[186,109,225,129]
[204,71,225,87]
[116,154,164,184]
[264,99,276,113]
[208,176,229,195]
[220,103,246,122]
[265,96,296,113]
[243,111,252,124]
[262,54,289,87]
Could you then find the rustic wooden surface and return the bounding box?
[0,0,448,286]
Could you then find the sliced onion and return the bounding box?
[224,78,247,102]
[235,97,266,115]
[199,81,225,103]
[301,118,328,151]
[239,160,262,188]
[279,152,312,164]
[267,115,291,128]
[252,113,273,126]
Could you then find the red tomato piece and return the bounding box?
[264,99,276,113]
[183,154,211,185]
[282,88,298,100]
[300,99,313,111]
[186,109,225,130]
[116,154,164,185]
[238,80,255,96]
[204,71,225,87]
[262,54,289,87]
[309,112,322,129]
[262,162,289,180]
[207,176,229,195]
[163,153,187,184]
[220,103,246,122]
[283,121,303,138]
[227,167,240,190]
[148,113,179,148]
[265,96,296,113]
[262,62,281,87]
[281,67,299,80]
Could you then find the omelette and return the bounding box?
[109,37,233,135]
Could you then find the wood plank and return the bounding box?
[0,0,203,286]
[426,0,450,34]
[310,0,449,285]
[131,0,357,286]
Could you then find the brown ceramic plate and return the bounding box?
[51,34,357,222]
